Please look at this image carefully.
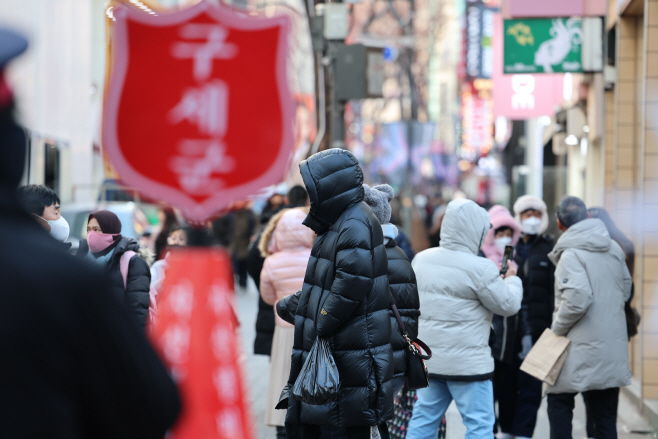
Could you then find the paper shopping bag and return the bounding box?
[520,328,570,386]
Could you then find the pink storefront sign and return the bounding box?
[492,14,563,119]
[502,0,605,18]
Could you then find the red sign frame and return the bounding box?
[104,1,293,222]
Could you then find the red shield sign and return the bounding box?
[104,1,293,221]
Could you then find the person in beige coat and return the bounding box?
[259,207,314,437]
[547,196,632,439]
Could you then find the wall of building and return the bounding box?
[0,0,108,203]
[606,0,658,403]
[640,0,658,401]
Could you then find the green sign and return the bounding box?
[504,18,583,74]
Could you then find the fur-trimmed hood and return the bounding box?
[113,237,155,267]
[259,207,312,258]
[136,246,155,267]
[513,195,549,235]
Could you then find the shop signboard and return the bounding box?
[504,18,583,73]
[465,4,495,80]
[507,0,584,17]
[461,81,494,157]
[506,0,605,17]
[103,0,293,222]
[493,14,563,118]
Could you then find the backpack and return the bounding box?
[120,250,158,325]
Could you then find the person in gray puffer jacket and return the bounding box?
[546,196,632,439]
[407,198,522,439]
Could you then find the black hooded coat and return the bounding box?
[277,149,394,429]
[77,237,152,329]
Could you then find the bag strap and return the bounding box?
[389,292,431,360]
[389,292,408,334]
[120,251,137,290]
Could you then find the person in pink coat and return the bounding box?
[259,207,315,436]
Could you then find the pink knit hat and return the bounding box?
[480,205,520,264]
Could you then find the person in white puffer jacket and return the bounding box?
[407,198,523,439]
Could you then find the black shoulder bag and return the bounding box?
[389,293,432,390]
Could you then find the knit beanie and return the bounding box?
[362,184,394,224]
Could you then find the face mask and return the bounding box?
[494,236,512,252]
[521,217,542,235]
[39,215,70,242]
[87,231,119,253]
[381,223,399,241]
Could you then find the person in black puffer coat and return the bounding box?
[491,195,555,439]
[513,196,555,347]
[76,210,153,330]
[276,149,394,439]
[362,183,420,394]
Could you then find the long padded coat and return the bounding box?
[277,149,394,428]
[386,240,420,379]
[547,218,632,394]
[260,208,314,327]
[516,234,555,343]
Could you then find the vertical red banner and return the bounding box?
[151,248,253,439]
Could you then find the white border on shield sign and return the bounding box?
[103,0,294,222]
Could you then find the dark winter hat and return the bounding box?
[0,27,28,110]
[362,184,394,224]
[89,210,122,234]
[0,27,28,68]
[0,27,28,190]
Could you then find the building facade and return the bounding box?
[603,0,658,425]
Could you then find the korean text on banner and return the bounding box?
[150,248,253,439]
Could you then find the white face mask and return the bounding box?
[521,217,542,235]
[494,236,512,252]
[39,215,70,242]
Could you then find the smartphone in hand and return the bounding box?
[500,245,514,276]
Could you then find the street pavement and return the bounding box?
[235,278,655,439]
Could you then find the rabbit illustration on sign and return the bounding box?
[534,18,582,72]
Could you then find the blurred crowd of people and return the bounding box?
[3,152,636,439]
[245,149,634,439]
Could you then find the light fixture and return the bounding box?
[583,125,590,133]
[565,134,579,146]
